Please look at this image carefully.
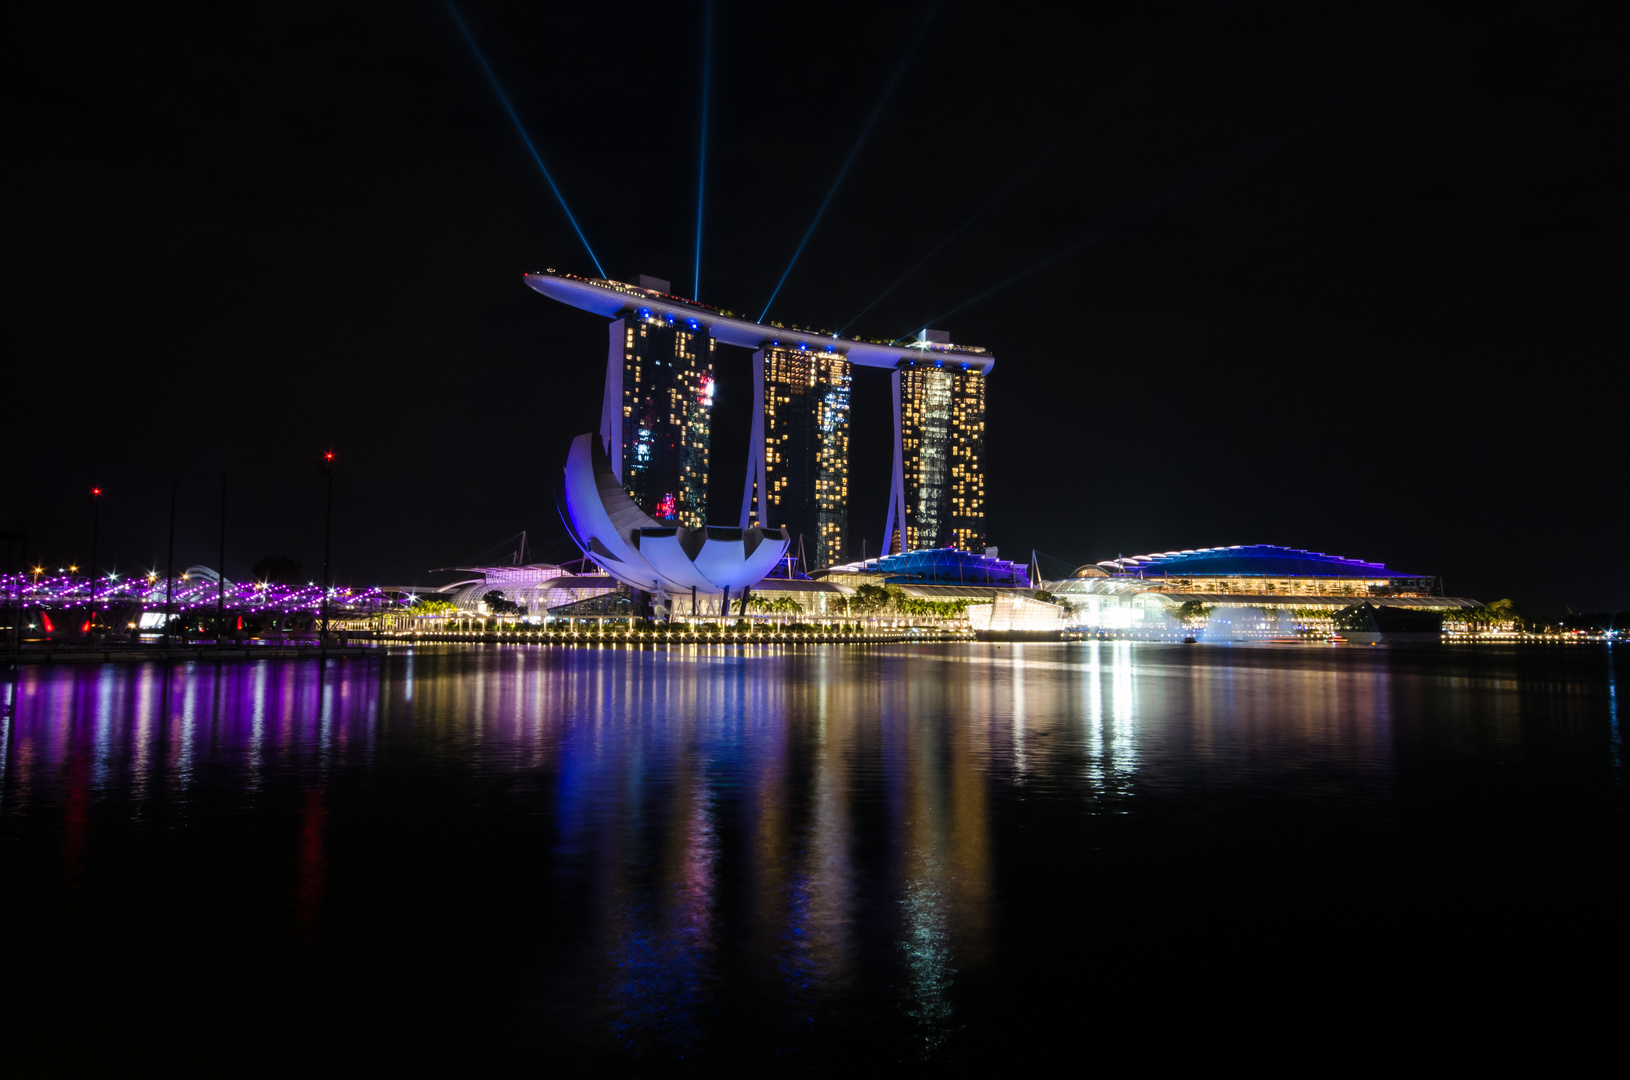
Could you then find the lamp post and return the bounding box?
[319,450,334,645]
[162,480,176,649]
[86,486,103,634]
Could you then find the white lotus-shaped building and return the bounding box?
[561,432,790,606]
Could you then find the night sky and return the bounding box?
[9,1,1625,612]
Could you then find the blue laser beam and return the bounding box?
[693,0,714,300]
[838,45,1183,336]
[445,1,606,279]
[899,21,1482,340]
[758,9,937,323]
[901,154,1250,339]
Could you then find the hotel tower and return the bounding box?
[525,270,993,564]
[739,344,851,568]
[882,338,987,554]
[595,276,714,527]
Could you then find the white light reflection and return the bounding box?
[248,663,267,791]
[93,666,118,793]
[803,658,854,991]
[128,666,154,800]
[176,664,200,795]
[1083,641,1105,787]
[1011,647,1027,779]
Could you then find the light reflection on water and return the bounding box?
[0,642,1624,1066]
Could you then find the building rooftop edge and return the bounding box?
[523,269,996,373]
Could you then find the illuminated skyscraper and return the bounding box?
[523,270,994,563]
[597,277,714,527]
[882,346,987,554]
[739,343,850,568]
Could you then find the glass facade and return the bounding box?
[619,312,714,527]
[894,361,986,552]
[752,346,850,568]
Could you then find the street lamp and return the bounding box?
[162,480,176,649]
[319,450,334,645]
[86,485,103,635]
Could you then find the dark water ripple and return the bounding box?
[2,642,1624,1070]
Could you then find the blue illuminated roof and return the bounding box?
[829,548,1030,587]
[1092,545,1425,579]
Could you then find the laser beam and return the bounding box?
[898,20,1477,339]
[446,1,606,279]
[758,9,937,323]
[902,153,1252,338]
[838,44,1183,336]
[693,0,714,300]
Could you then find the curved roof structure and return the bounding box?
[561,432,790,596]
[524,269,995,373]
[1083,545,1426,579]
[434,564,618,616]
[823,548,1030,587]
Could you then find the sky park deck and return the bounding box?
[523,269,996,373]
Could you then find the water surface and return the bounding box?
[3,643,1623,1069]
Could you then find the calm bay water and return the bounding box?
[3,643,1624,1069]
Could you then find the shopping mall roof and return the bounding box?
[1078,545,1427,579]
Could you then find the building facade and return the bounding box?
[883,357,987,554]
[602,309,714,527]
[740,344,851,568]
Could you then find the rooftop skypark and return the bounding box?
[526,269,995,370]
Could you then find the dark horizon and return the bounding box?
[8,1,1625,613]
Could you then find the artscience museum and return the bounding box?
[560,432,791,615]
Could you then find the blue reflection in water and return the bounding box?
[604,747,719,1057]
